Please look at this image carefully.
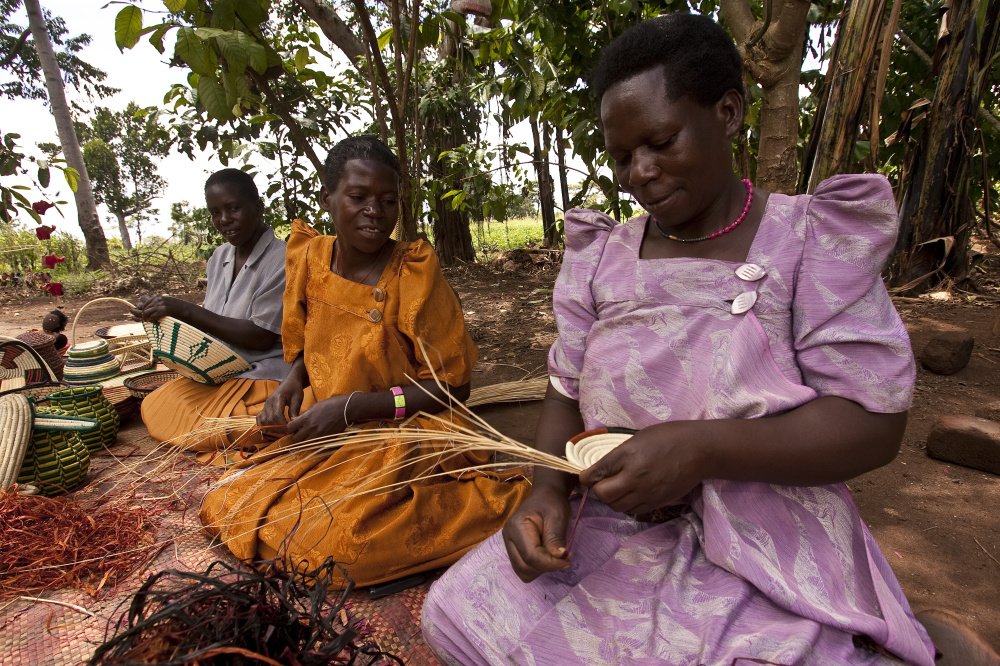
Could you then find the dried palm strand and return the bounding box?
[466,376,548,407]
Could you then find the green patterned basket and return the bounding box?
[46,385,120,451]
[17,406,95,496]
[72,297,249,386]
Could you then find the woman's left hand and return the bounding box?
[284,394,351,443]
[578,422,709,515]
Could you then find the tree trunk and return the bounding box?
[530,116,558,247]
[556,125,571,224]
[802,0,900,191]
[24,0,110,270]
[721,0,812,194]
[889,0,1000,291]
[114,211,132,250]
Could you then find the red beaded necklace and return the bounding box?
[654,178,754,243]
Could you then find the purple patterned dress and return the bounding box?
[421,175,936,665]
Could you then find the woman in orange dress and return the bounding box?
[200,136,527,588]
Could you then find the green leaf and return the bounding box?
[37,166,50,188]
[175,27,217,76]
[63,167,79,193]
[163,0,186,12]
[148,23,173,53]
[377,27,393,52]
[115,5,144,50]
[193,27,227,39]
[197,76,232,120]
[294,46,309,71]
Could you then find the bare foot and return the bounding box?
[917,609,1000,665]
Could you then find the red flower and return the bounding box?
[41,282,63,296]
[32,201,55,216]
[42,254,65,269]
[35,224,56,240]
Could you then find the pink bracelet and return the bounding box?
[390,385,406,420]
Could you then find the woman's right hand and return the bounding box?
[258,377,305,431]
[502,484,572,582]
[130,294,184,322]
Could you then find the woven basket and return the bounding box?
[46,385,120,451]
[74,297,250,386]
[0,337,62,398]
[109,337,154,374]
[17,406,95,496]
[565,428,635,469]
[15,330,65,380]
[0,394,33,490]
[123,370,180,400]
[102,385,139,422]
[95,322,147,339]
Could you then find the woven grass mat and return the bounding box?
[0,419,439,665]
[0,421,232,665]
[346,582,441,665]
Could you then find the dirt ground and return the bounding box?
[2,258,998,652]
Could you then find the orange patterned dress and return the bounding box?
[200,221,528,587]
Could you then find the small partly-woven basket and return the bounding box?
[46,385,120,451]
[17,406,96,496]
[123,370,180,400]
[74,297,250,386]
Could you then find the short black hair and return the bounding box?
[323,135,400,191]
[591,13,745,108]
[204,168,259,201]
[42,308,67,333]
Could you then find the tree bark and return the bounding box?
[721,0,812,194]
[530,116,558,247]
[555,125,571,218]
[890,0,1000,291]
[802,0,900,191]
[114,210,132,250]
[293,0,366,64]
[24,0,110,269]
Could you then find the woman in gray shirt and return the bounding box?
[135,169,292,462]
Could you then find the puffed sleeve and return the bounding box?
[396,241,477,386]
[792,174,915,412]
[281,219,318,363]
[547,208,616,401]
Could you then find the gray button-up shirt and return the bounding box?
[203,227,291,380]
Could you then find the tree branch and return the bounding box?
[719,0,757,45]
[249,71,324,174]
[292,0,366,67]
[0,28,31,68]
[763,0,812,57]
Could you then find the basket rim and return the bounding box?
[144,316,250,383]
[123,369,181,390]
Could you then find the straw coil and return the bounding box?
[0,394,33,490]
[467,376,548,407]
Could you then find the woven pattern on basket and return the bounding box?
[17,406,94,496]
[97,322,147,339]
[102,385,139,422]
[46,386,120,451]
[0,394,33,490]
[64,340,121,385]
[143,317,249,385]
[123,370,180,400]
[0,339,60,397]
[16,330,64,380]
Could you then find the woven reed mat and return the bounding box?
[0,420,233,665]
[345,582,441,665]
[0,419,438,665]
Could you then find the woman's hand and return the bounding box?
[578,422,707,515]
[284,394,352,443]
[502,484,572,582]
[257,376,306,437]
[131,294,185,322]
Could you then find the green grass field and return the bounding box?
[470,216,546,255]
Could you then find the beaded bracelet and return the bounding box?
[390,385,406,420]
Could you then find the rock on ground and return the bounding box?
[927,415,1000,475]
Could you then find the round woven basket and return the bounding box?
[16,330,65,380]
[0,394,33,490]
[17,406,95,496]
[0,337,63,399]
[46,385,120,451]
[96,322,147,339]
[123,370,180,400]
[74,298,250,386]
[565,428,635,469]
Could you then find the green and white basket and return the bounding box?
[73,297,250,386]
[17,406,96,496]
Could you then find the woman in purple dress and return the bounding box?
[420,14,992,665]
